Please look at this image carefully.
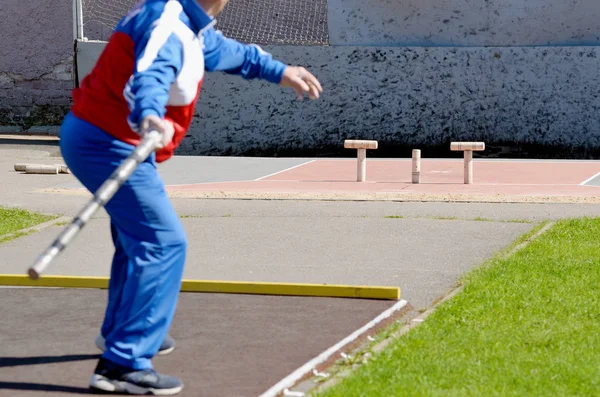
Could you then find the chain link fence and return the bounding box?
[81,0,329,45]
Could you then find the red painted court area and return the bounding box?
[167,159,600,200]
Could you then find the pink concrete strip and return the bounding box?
[163,159,600,202]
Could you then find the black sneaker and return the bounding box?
[95,334,176,356]
[89,357,183,395]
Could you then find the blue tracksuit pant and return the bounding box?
[59,112,187,370]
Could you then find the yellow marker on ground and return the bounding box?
[0,274,400,300]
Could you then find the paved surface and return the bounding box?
[3,142,600,396]
[54,157,314,188]
[0,288,397,397]
[157,158,600,202]
[5,146,600,217]
[0,215,530,310]
[6,141,600,204]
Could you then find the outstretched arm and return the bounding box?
[202,28,322,100]
[279,65,323,101]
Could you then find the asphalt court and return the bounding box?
[0,288,404,397]
[0,216,532,310]
[3,145,598,396]
[34,155,600,203]
[49,157,315,190]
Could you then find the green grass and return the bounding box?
[383,215,532,224]
[473,217,534,224]
[0,207,57,244]
[429,215,459,221]
[0,230,35,244]
[315,218,600,397]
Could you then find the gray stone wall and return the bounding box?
[327,0,600,46]
[186,46,600,158]
[0,0,73,130]
[2,0,600,158]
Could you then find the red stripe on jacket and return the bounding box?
[71,32,202,163]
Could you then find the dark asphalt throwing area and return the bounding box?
[0,288,402,397]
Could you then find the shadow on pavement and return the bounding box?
[0,354,100,368]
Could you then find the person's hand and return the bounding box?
[140,114,174,150]
[280,66,323,101]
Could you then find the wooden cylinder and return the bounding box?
[56,164,71,174]
[451,142,485,151]
[14,163,30,172]
[25,165,60,175]
[344,140,378,150]
[464,150,473,184]
[357,148,367,182]
[412,149,421,184]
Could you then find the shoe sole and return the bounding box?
[96,336,175,356]
[157,346,175,356]
[90,374,183,395]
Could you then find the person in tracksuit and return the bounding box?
[60,0,322,394]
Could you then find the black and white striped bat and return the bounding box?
[27,130,162,280]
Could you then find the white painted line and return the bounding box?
[283,389,305,397]
[258,299,408,397]
[165,180,250,187]
[579,171,600,186]
[309,158,600,164]
[478,183,586,187]
[470,159,600,164]
[384,183,598,187]
[254,160,316,181]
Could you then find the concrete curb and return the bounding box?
[37,187,600,204]
[0,127,60,136]
[0,134,60,141]
[259,300,409,397]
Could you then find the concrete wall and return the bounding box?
[328,0,600,46]
[4,0,600,157]
[0,0,73,131]
[186,46,600,158]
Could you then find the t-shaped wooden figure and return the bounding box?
[344,139,378,182]
[450,142,485,184]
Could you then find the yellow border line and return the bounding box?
[0,275,400,300]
